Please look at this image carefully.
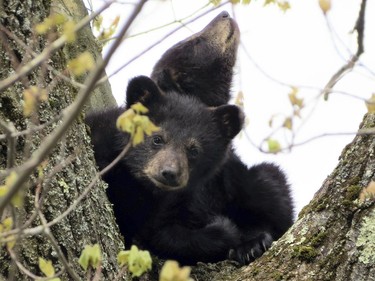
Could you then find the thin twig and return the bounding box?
[322,0,367,100]
[244,127,375,154]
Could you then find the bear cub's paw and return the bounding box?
[228,232,273,265]
[206,216,240,239]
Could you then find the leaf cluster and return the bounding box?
[116,102,160,146]
[117,245,152,277]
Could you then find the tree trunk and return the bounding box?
[0,0,123,280]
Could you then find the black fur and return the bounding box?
[86,76,293,265]
[151,11,240,107]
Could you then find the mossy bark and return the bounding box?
[0,0,122,280]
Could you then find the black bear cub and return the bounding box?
[151,11,240,107]
[86,76,293,265]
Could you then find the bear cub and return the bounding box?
[151,11,240,107]
[86,76,293,265]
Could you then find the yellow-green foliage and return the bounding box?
[117,245,152,277]
[116,102,160,146]
[39,258,61,281]
[159,260,193,281]
[79,244,102,271]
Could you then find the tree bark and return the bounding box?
[0,0,123,280]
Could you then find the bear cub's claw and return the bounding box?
[228,232,273,265]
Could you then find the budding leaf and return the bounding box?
[131,102,149,114]
[35,14,67,34]
[365,93,375,114]
[93,15,103,32]
[159,260,192,281]
[267,139,281,154]
[23,86,48,117]
[133,126,145,146]
[283,117,293,130]
[0,217,16,249]
[288,87,304,109]
[116,104,159,147]
[2,217,13,231]
[210,0,222,6]
[117,245,152,277]
[63,21,76,43]
[0,171,23,207]
[319,0,331,14]
[97,15,120,42]
[67,51,95,76]
[39,258,55,277]
[79,244,101,271]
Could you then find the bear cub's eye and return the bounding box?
[187,145,199,158]
[152,135,164,147]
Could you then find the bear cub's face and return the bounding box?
[151,11,240,106]
[122,76,244,191]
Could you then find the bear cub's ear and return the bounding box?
[126,76,163,108]
[212,105,244,140]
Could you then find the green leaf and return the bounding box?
[283,117,293,130]
[35,14,66,34]
[210,0,222,6]
[131,102,149,114]
[365,93,375,114]
[79,244,101,271]
[267,139,281,154]
[63,21,77,43]
[67,51,95,76]
[117,245,152,277]
[93,15,103,31]
[319,0,331,14]
[0,171,23,207]
[39,257,55,277]
[288,87,304,109]
[277,1,291,12]
[159,260,192,281]
[133,126,145,146]
[116,109,136,134]
[116,104,159,146]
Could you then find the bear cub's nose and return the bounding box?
[220,11,229,18]
[161,168,179,187]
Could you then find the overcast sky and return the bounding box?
[87,0,375,213]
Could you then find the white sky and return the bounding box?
[87,0,375,213]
